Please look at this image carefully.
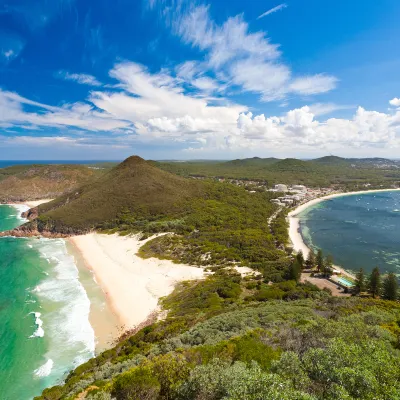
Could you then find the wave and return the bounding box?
[29,312,44,338]
[34,359,54,377]
[8,204,29,222]
[31,238,95,373]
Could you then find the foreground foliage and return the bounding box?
[35,270,400,400]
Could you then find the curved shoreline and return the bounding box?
[288,188,400,278]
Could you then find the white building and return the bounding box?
[292,185,306,191]
[274,184,288,192]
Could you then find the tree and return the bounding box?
[296,250,304,269]
[288,260,302,282]
[382,273,398,301]
[316,249,324,273]
[323,255,334,277]
[368,267,382,298]
[354,268,366,295]
[305,250,315,269]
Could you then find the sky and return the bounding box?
[1,0,400,160]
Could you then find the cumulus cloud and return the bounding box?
[234,106,399,152]
[2,59,400,156]
[389,97,400,107]
[57,71,102,86]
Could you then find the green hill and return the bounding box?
[0,164,104,203]
[19,156,288,279]
[34,156,203,233]
[312,156,349,165]
[224,157,280,167]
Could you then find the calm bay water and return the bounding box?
[0,206,94,400]
[299,191,400,275]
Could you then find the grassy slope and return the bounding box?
[0,164,105,202]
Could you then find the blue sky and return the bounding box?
[1,0,400,160]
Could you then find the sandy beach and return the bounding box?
[69,233,205,333]
[5,199,54,210]
[288,188,400,278]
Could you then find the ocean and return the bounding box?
[0,160,119,169]
[298,191,400,275]
[0,205,95,400]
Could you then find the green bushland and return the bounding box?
[0,164,104,202]
[21,156,290,280]
[35,269,400,400]
[156,156,400,189]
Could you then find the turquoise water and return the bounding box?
[0,205,95,399]
[337,277,354,287]
[299,191,400,275]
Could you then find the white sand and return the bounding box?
[24,199,54,208]
[5,199,54,209]
[288,188,400,277]
[69,233,205,331]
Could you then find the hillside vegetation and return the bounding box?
[35,270,400,400]
[157,157,400,188]
[25,155,400,400]
[17,156,289,280]
[0,164,105,202]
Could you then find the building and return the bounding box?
[292,185,306,191]
[274,184,288,192]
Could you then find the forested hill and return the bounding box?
[157,156,400,188]
[0,164,105,202]
[9,156,289,280]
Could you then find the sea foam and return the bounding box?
[29,312,44,338]
[32,238,95,375]
[34,359,54,377]
[9,204,29,222]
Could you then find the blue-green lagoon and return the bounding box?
[0,205,95,399]
[298,191,400,275]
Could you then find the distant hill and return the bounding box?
[0,164,103,203]
[224,157,280,167]
[270,158,318,173]
[312,156,349,165]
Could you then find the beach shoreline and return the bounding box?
[68,233,205,343]
[288,188,400,278]
[5,199,54,209]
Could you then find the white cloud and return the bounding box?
[308,103,354,117]
[57,71,102,86]
[3,49,14,59]
[234,106,399,152]
[230,58,290,101]
[176,7,280,68]
[257,3,288,19]
[0,89,129,131]
[171,4,337,101]
[289,74,338,95]
[389,97,400,107]
[2,59,399,157]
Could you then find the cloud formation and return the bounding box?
[57,71,102,86]
[389,98,400,107]
[172,4,337,101]
[257,3,288,19]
